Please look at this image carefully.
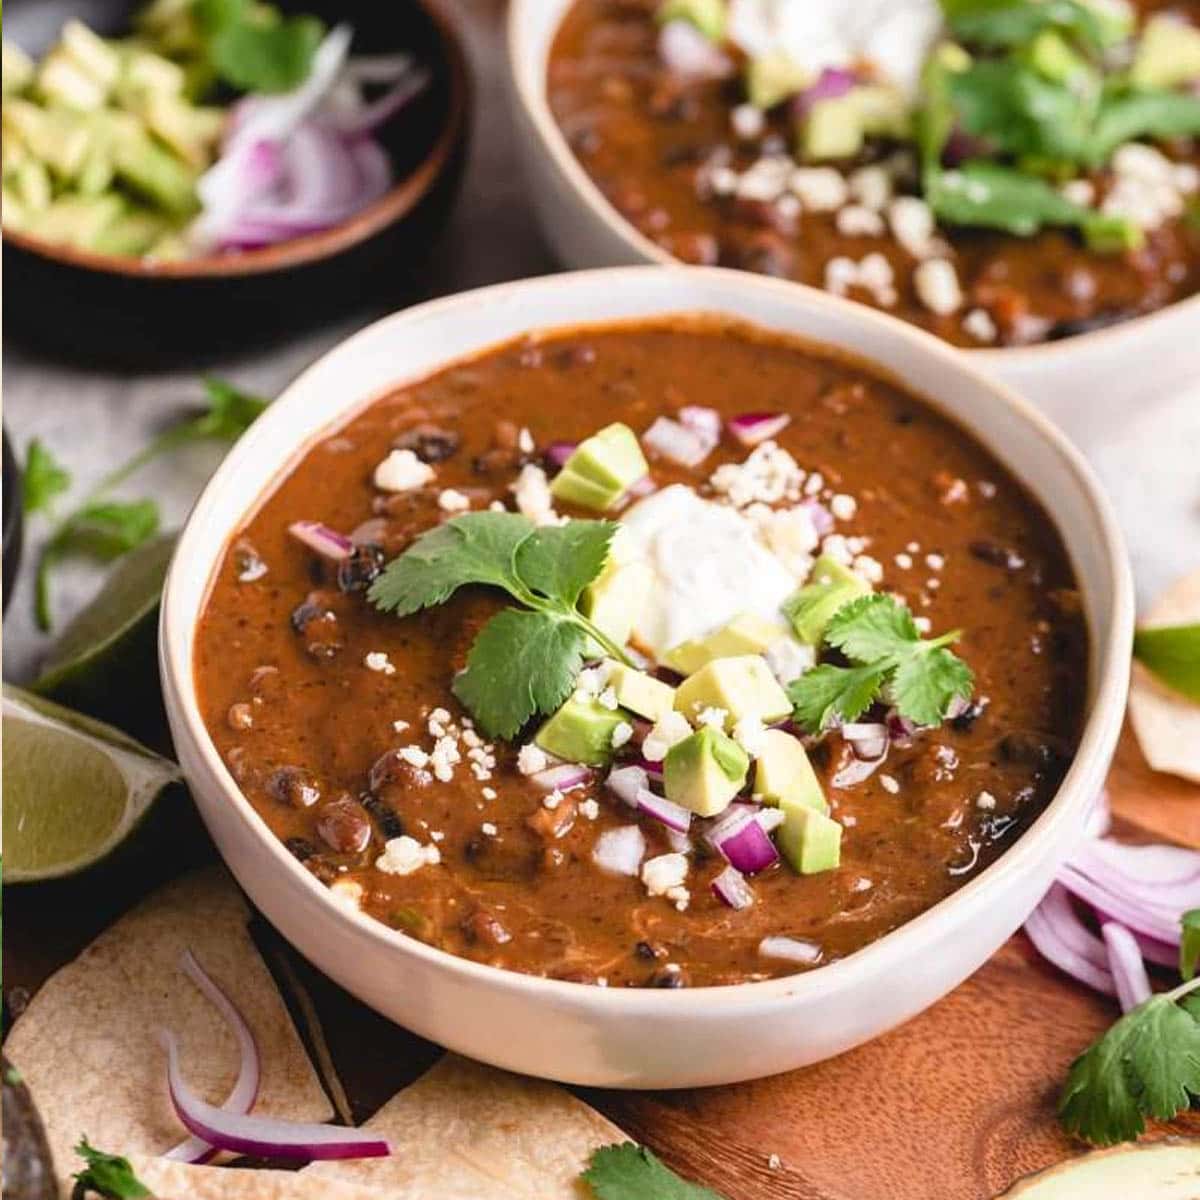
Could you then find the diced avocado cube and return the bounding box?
[663,725,749,817]
[777,802,842,875]
[754,729,828,815]
[581,554,652,651]
[112,135,199,217]
[674,655,792,729]
[535,697,629,767]
[783,555,870,646]
[656,0,726,41]
[91,208,171,256]
[1082,0,1135,47]
[551,423,649,512]
[801,94,865,161]
[745,52,811,109]
[607,663,676,721]
[664,612,789,677]
[76,149,115,197]
[855,86,911,139]
[3,42,36,96]
[29,194,125,250]
[61,20,121,89]
[118,48,188,99]
[9,159,52,213]
[932,41,972,74]
[1131,14,1200,89]
[37,51,108,112]
[5,101,95,179]
[146,232,188,260]
[2,188,30,231]
[137,92,222,169]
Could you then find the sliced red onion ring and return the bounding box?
[758,935,822,965]
[606,765,649,806]
[1034,883,1111,971]
[164,950,261,1164]
[642,416,713,467]
[657,19,733,80]
[793,67,858,117]
[635,787,692,834]
[530,763,592,793]
[1101,922,1152,1013]
[345,53,417,85]
[321,65,431,135]
[1024,893,1117,996]
[727,411,791,447]
[842,722,889,762]
[592,825,646,876]
[1057,864,1182,946]
[709,808,779,874]
[161,1030,389,1160]
[289,521,353,561]
[712,865,755,910]
[1078,838,1200,890]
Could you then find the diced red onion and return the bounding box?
[885,710,918,746]
[625,475,658,500]
[831,752,886,789]
[544,442,577,471]
[664,828,692,854]
[842,722,889,762]
[164,950,260,1164]
[592,825,646,876]
[712,865,755,910]
[657,19,734,80]
[709,808,780,874]
[1101,922,1153,1014]
[635,787,692,834]
[530,763,592,793]
[1024,888,1116,996]
[727,411,791,447]
[320,65,431,135]
[161,1029,389,1160]
[642,416,713,467]
[606,765,649,806]
[288,521,353,561]
[942,126,988,168]
[793,67,858,118]
[678,406,722,448]
[758,935,822,965]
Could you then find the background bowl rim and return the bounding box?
[161,264,1134,1012]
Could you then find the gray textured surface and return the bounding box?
[3,3,1198,684]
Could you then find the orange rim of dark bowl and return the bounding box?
[4,0,470,280]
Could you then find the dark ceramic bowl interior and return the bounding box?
[3,429,24,612]
[4,0,470,360]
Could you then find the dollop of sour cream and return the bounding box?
[727,0,944,97]
[619,485,796,657]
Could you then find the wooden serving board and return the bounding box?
[3,723,1198,1200]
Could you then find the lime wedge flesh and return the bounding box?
[3,687,181,882]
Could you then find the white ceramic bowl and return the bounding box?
[506,0,1200,428]
[161,266,1133,1089]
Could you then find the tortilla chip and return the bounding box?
[1129,569,1200,784]
[303,1054,627,1198]
[6,866,331,1190]
[128,1156,389,1200]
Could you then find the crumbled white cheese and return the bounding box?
[597,686,620,711]
[976,790,998,811]
[848,165,893,211]
[696,706,729,729]
[962,308,998,344]
[642,711,693,762]
[437,488,471,514]
[543,789,563,811]
[895,553,913,569]
[836,204,886,237]
[879,773,900,794]
[364,651,396,675]
[830,493,857,521]
[789,166,848,212]
[373,449,434,493]
[481,786,497,801]
[580,798,600,821]
[765,636,815,685]
[511,463,558,525]
[329,879,364,911]
[914,615,932,633]
[480,822,498,836]
[518,426,535,454]
[392,719,410,733]
[737,155,792,203]
[398,745,430,768]
[853,554,884,584]
[824,253,897,306]
[710,441,805,508]
[611,720,634,749]
[887,195,939,259]
[376,835,441,876]
[733,714,769,757]
[925,553,945,571]
[642,852,690,897]
[1059,179,1096,208]
[731,102,766,140]
[517,744,549,775]
[913,258,964,316]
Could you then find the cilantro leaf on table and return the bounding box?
[192,377,271,440]
[72,1138,151,1199]
[371,513,630,739]
[1182,910,1200,981]
[22,440,71,515]
[1133,621,1200,703]
[582,1144,729,1200]
[453,609,588,740]
[788,594,974,733]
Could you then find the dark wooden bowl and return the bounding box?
[3,0,471,364]
[3,429,23,613]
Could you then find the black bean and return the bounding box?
[316,795,372,855]
[284,836,317,862]
[361,792,405,841]
[950,699,988,732]
[336,543,384,593]
[647,964,688,988]
[268,766,321,809]
[394,424,460,463]
[969,540,1026,571]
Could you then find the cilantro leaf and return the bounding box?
[59,500,161,562]
[824,592,922,663]
[788,662,889,732]
[1182,910,1200,982]
[893,646,976,727]
[1133,621,1200,703]
[941,0,1124,53]
[195,0,324,95]
[452,608,586,740]
[515,520,618,607]
[23,439,71,515]
[191,377,270,440]
[582,1144,728,1200]
[1059,976,1200,1146]
[369,513,535,619]
[1088,89,1200,168]
[72,1137,151,1198]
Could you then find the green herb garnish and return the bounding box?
[941,0,1129,54]
[30,377,267,631]
[788,593,974,732]
[582,1144,729,1200]
[1059,971,1200,1146]
[1182,910,1200,982]
[1133,622,1200,703]
[71,1138,151,1199]
[369,513,632,739]
[195,0,325,94]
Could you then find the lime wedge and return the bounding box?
[33,533,176,734]
[3,686,182,883]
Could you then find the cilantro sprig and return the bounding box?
[71,1138,151,1199]
[27,378,267,631]
[582,1144,729,1200]
[369,513,633,739]
[1182,909,1200,982]
[788,593,974,732]
[194,0,325,95]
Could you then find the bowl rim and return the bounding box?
[161,264,1134,1011]
[504,0,1200,363]
[3,0,470,281]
